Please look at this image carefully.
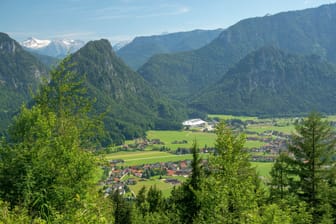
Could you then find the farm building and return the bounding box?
[182,119,207,128]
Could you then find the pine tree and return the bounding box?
[269,112,336,223]
[190,140,203,190]
[110,190,132,224]
[146,185,164,213]
[286,112,336,222]
[35,56,104,149]
[170,141,203,223]
[136,186,149,215]
[269,152,292,201]
[196,121,262,223]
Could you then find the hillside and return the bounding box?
[67,39,187,144]
[138,3,336,101]
[116,29,223,70]
[190,46,336,116]
[30,52,60,69]
[0,32,48,132]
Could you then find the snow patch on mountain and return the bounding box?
[20,37,85,58]
[112,40,131,51]
[21,37,51,49]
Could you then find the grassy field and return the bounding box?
[245,140,267,149]
[146,130,216,150]
[208,114,258,121]
[147,130,269,150]
[246,124,295,134]
[252,162,274,177]
[127,175,187,197]
[104,151,194,166]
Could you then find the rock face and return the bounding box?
[0,32,49,131]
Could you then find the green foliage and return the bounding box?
[270,112,336,223]
[0,199,47,224]
[187,121,265,223]
[0,58,100,221]
[269,152,292,200]
[35,56,104,148]
[170,141,202,223]
[146,185,165,213]
[110,190,132,224]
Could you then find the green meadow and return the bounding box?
[126,175,187,197]
[138,130,268,151]
[104,151,194,166]
[208,114,258,121]
[146,130,216,150]
[252,162,274,177]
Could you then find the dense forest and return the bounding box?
[1,59,336,223]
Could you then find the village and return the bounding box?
[101,117,293,197]
[102,159,193,197]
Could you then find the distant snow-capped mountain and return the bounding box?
[21,37,85,58]
[112,40,131,51]
[21,37,51,49]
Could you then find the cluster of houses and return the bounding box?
[116,138,165,151]
[103,160,194,197]
[247,130,290,162]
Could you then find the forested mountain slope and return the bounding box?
[0,32,48,131]
[190,47,336,116]
[117,29,223,70]
[68,39,186,144]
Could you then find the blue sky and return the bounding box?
[1,0,335,44]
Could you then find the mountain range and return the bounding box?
[21,37,85,58]
[116,29,223,70]
[138,3,336,105]
[2,2,336,142]
[0,33,186,143]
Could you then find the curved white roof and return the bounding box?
[182,119,206,126]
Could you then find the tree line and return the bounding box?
[0,59,336,223]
